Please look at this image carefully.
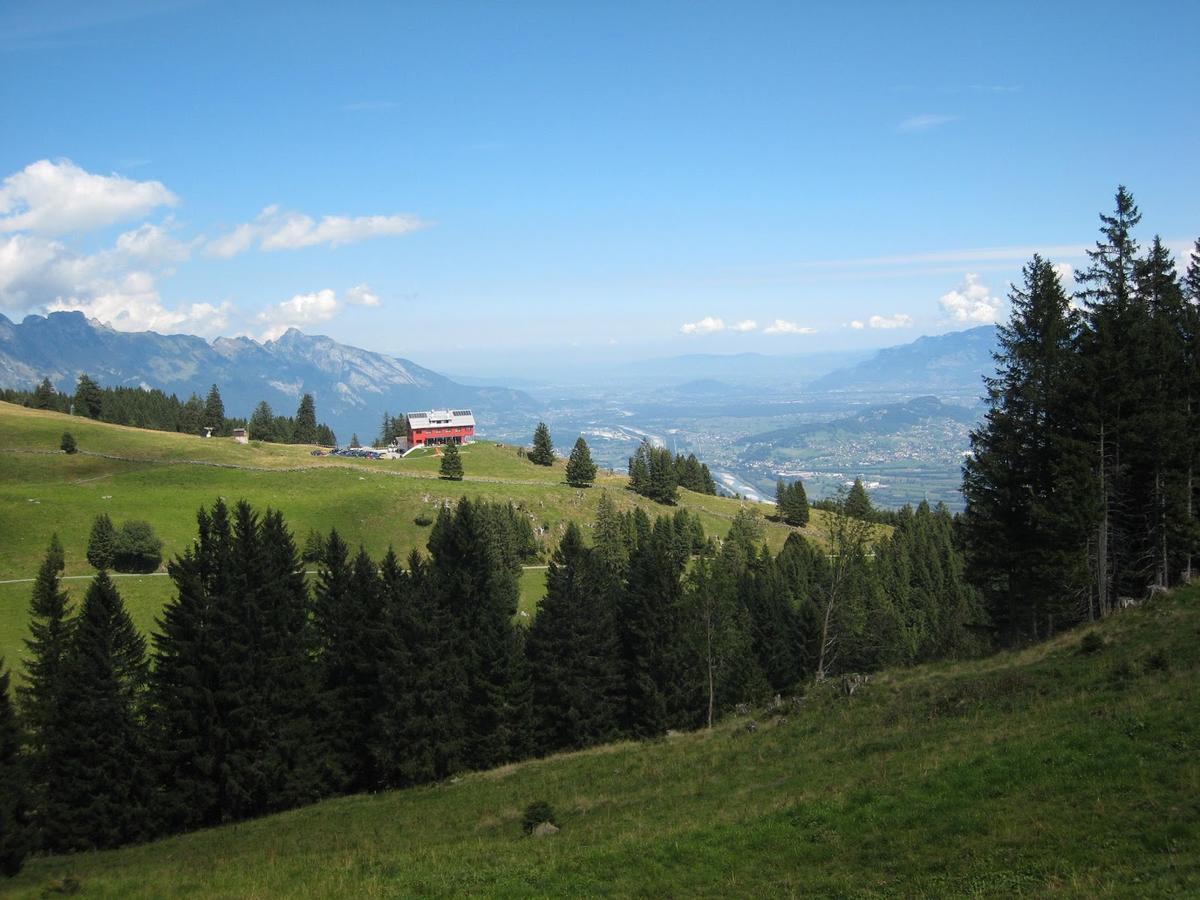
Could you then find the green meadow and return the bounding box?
[4,582,1198,897]
[0,401,820,671]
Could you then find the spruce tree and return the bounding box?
[33,377,57,410]
[526,523,622,751]
[294,393,318,445]
[74,374,103,419]
[565,436,598,486]
[44,571,149,852]
[776,479,810,526]
[203,384,225,435]
[249,401,276,441]
[1076,186,1145,612]
[845,478,873,520]
[963,255,1096,639]
[530,422,555,466]
[86,513,117,569]
[60,431,77,454]
[0,661,30,876]
[427,499,522,770]
[439,441,464,480]
[19,540,74,847]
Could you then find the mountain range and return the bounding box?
[0,311,536,441]
[809,325,998,396]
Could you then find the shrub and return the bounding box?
[1078,632,1106,655]
[414,513,434,527]
[521,801,557,835]
[1144,648,1171,673]
[113,520,163,573]
[60,432,77,454]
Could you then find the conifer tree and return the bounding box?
[565,436,598,486]
[530,422,555,466]
[74,374,103,419]
[427,499,522,770]
[1076,186,1145,612]
[845,478,873,520]
[249,400,277,441]
[313,537,391,791]
[439,441,463,479]
[33,377,57,410]
[618,516,686,735]
[294,393,318,445]
[19,540,74,844]
[775,479,810,526]
[526,523,622,751]
[44,571,149,852]
[963,255,1096,639]
[203,384,225,435]
[0,661,30,876]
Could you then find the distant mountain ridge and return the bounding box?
[0,312,535,441]
[809,325,998,396]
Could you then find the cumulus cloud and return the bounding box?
[680,316,725,335]
[897,113,959,133]
[207,205,426,257]
[868,313,913,329]
[49,286,233,337]
[0,159,177,234]
[763,319,817,335]
[848,320,865,329]
[345,283,381,307]
[1052,262,1075,287]
[256,286,385,340]
[939,273,1004,324]
[731,319,757,332]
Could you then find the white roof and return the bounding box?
[408,408,475,429]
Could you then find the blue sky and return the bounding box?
[1,0,1197,372]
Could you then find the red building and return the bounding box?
[406,409,475,447]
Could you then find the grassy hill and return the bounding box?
[0,401,828,672]
[4,584,1198,896]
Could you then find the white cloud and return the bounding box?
[848,320,865,329]
[114,222,194,266]
[763,319,817,335]
[0,159,177,235]
[47,273,232,337]
[897,113,959,133]
[868,313,913,329]
[731,319,757,332]
[345,283,381,307]
[939,273,1004,324]
[256,285,385,340]
[207,205,426,257]
[257,289,340,340]
[1052,262,1075,287]
[680,316,725,335]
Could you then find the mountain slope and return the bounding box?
[810,325,998,396]
[0,312,536,440]
[5,583,1197,897]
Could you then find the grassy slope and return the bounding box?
[5,586,1198,897]
[0,402,825,671]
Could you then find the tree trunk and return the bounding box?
[1097,422,1110,617]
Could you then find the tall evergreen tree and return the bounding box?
[0,660,30,876]
[33,377,57,410]
[249,400,277,441]
[1076,186,1145,612]
[775,479,810,526]
[845,478,873,520]
[203,384,226,435]
[44,571,149,852]
[427,499,523,770]
[86,512,116,570]
[963,255,1096,639]
[439,441,464,479]
[18,540,74,847]
[294,393,318,445]
[565,436,598,486]
[526,523,622,751]
[73,374,103,419]
[530,422,555,466]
